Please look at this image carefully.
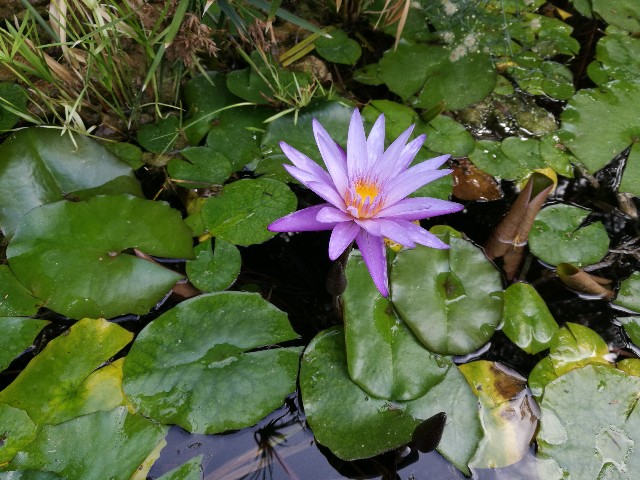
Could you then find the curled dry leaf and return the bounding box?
[485,172,554,280]
[556,263,614,299]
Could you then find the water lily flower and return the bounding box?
[268,109,464,297]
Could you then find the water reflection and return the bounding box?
[147,392,544,480]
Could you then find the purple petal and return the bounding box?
[388,134,426,177]
[347,109,368,179]
[356,229,389,297]
[280,142,332,184]
[376,197,464,221]
[384,168,453,206]
[283,164,316,186]
[312,119,348,195]
[399,220,450,249]
[307,179,347,210]
[356,218,415,247]
[317,206,353,223]
[268,204,335,232]
[367,114,385,165]
[371,124,415,180]
[328,221,360,260]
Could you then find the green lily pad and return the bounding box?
[183,72,241,145]
[0,473,61,480]
[0,318,132,425]
[502,282,559,354]
[202,178,296,246]
[300,326,480,471]
[593,34,640,84]
[167,147,232,188]
[391,226,504,355]
[469,137,551,181]
[614,271,640,313]
[413,50,496,111]
[507,57,575,100]
[122,292,301,434]
[137,115,181,154]
[378,43,495,110]
[539,135,575,178]
[226,68,272,105]
[186,238,241,292]
[0,265,38,317]
[157,455,203,480]
[468,140,520,180]
[528,204,609,267]
[619,142,640,198]
[103,142,145,170]
[459,361,536,469]
[300,327,426,460]
[352,63,384,86]
[0,83,27,131]
[0,404,37,464]
[422,115,475,157]
[618,316,640,346]
[362,100,418,140]
[0,318,49,372]
[537,365,640,478]
[261,100,353,167]
[0,128,142,237]
[528,323,613,398]
[315,29,362,65]
[226,52,311,105]
[403,364,481,475]
[377,42,432,101]
[7,195,194,319]
[343,251,451,401]
[206,106,271,171]
[560,79,640,173]
[592,0,640,32]
[8,407,168,480]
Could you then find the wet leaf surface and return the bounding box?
[155,454,203,480]
[315,29,362,65]
[7,195,194,319]
[300,327,480,471]
[537,365,640,479]
[0,128,142,237]
[0,318,132,425]
[202,178,296,246]
[391,227,503,355]
[560,79,640,174]
[528,323,613,398]
[528,203,609,267]
[186,238,241,292]
[123,292,301,434]
[614,271,640,313]
[7,406,168,480]
[343,251,451,401]
[502,282,559,355]
[182,72,241,145]
[167,147,232,188]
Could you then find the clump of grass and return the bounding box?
[1,0,220,135]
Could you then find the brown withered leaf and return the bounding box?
[485,172,554,280]
[451,158,503,202]
[556,263,614,299]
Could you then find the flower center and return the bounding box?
[345,178,383,218]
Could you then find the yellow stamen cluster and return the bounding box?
[345,178,383,218]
